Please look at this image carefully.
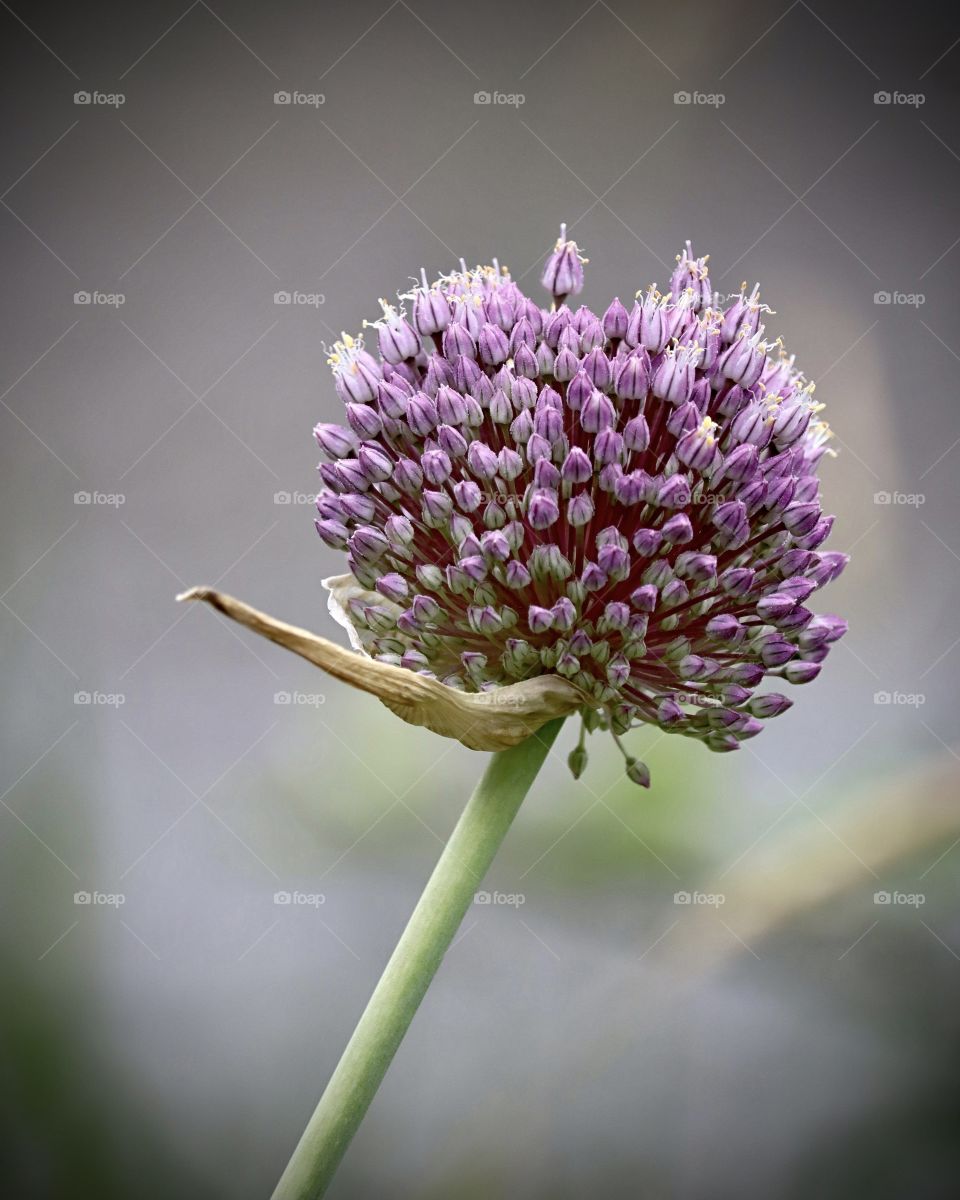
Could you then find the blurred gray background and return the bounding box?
[2,1,959,1196]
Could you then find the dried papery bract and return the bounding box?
[176,586,584,749]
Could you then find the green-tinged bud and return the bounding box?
[582,706,604,732]
[473,583,497,606]
[556,653,580,678]
[566,580,587,606]
[625,758,651,787]
[483,501,507,529]
[590,639,612,665]
[662,636,692,660]
[568,744,589,779]
[416,564,444,590]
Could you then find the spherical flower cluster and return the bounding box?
[313,229,848,784]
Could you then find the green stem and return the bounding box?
[271,718,565,1200]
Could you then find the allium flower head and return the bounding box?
[314,230,848,783]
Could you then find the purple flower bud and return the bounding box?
[421,448,452,484]
[615,348,651,400]
[348,526,390,563]
[652,347,696,405]
[376,572,409,602]
[567,492,594,527]
[552,597,577,630]
[315,518,349,548]
[603,297,629,340]
[528,489,560,530]
[630,584,658,612]
[314,422,357,458]
[509,318,537,354]
[467,440,499,480]
[618,416,648,455]
[723,443,759,482]
[535,405,564,444]
[541,226,585,299]
[706,613,741,641]
[561,446,592,484]
[607,655,630,687]
[784,660,821,684]
[639,288,669,353]
[478,322,510,366]
[594,429,624,466]
[772,401,812,446]
[744,692,790,719]
[782,501,821,537]
[412,282,451,335]
[533,458,561,490]
[632,528,663,556]
[406,392,438,436]
[375,310,419,364]
[580,389,617,433]
[796,515,834,550]
[420,490,453,527]
[528,605,554,634]
[713,500,747,537]
[731,402,773,447]
[756,635,795,667]
[719,566,756,597]
[676,420,721,473]
[513,343,539,379]
[485,290,515,332]
[581,562,608,591]
[442,322,475,360]
[661,513,694,544]
[676,551,717,581]
[658,475,692,508]
[358,443,393,483]
[614,470,645,505]
[598,544,630,579]
[335,459,370,492]
[504,561,532,589]
[756,593,795,621]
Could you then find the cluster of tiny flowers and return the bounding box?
[313,227,848,785]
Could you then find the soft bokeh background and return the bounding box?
[2,1,959,1196]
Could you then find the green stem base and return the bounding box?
[271,718,565,1200]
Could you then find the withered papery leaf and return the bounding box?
[177,587,585,750]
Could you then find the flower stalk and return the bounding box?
[271,718,565,1200]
